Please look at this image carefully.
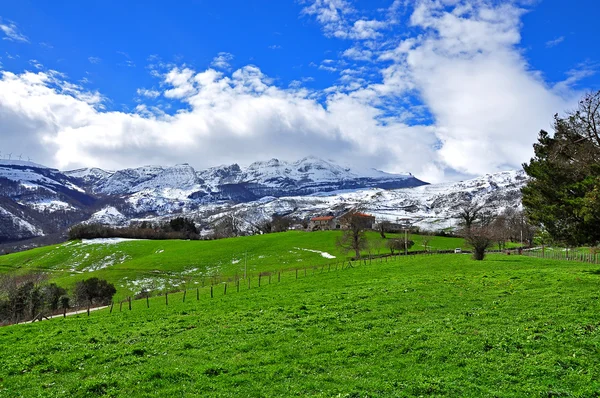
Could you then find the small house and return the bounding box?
[309,216,335,231]
[337,212,376,230]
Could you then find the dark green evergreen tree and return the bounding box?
[522,91,600,246]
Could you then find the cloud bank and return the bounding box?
[0,1,588,182]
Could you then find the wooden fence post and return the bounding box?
[128,297,132,311]
[237,279,240,292]
[278,272,281,282]
[87,301,90,317]
[120,301,123,312]
[197,288,199,301]
[109,302,114,314]
[224,283,227,295]
[269,274,271,284]
[210,285,213,298]
[183,290,187,302]
[165,292,168,306]
[146,295,149,308]
[296,269,298,280]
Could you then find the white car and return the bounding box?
[454,248,462,253]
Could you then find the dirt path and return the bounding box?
[10,305,109,326]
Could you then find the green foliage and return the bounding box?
[74,278,116,306]
[522,91,600,246]
[1,255,600,396]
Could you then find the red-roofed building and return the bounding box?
[309,215,335,230]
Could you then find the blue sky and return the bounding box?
[0,0,598,182]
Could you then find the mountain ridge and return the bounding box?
[0,157,525,250]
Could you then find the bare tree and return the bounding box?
[336,211,371,259]
[490,213,509,251]
[213,215,240,238]
[463,225,495,261]
[456,201,484,231]
[574,90,600,147]
[420,230,433,252]
[377,219,390,239]
[386,238,414,255]
[271,215,292,233]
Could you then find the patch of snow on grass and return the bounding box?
[80,238,143,245]
[295,247,336,259]
[82,253,130,272]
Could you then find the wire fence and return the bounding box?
[11,247,562,324]
[522,247,600,264]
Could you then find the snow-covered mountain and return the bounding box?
[178,170,527,233]
[67,156,426,202]
[0,156,527,249]
[0,160,98,243]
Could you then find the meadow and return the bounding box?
[0,231,466,300]
[1,253,599,397]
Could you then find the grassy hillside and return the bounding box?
[0,231,467,299]
[1,254,599,397]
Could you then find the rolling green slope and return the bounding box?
[0,231,466,299]
[1,254,599,397]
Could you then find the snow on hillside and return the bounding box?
[0,206,45,237]
[25,200,77,213]
[67,156,422,200]
[64,167,114,183]
[199,156,414,189]
[86,206,127,226]
[180,170,527,232]
[0,160,85,193]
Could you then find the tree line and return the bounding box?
[68,217,201,240]
[0,275,116,326]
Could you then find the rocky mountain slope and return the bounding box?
[182,170,527,233]
[0,160,99,244]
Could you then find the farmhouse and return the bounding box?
[338,212,376,230]
[309,216,335,230]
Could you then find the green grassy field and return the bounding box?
[0,231,467,299]
[1,254,599,397]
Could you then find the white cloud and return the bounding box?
[343,46,373,61]
[29,59,43,70]
[88,56,101,64]
[301,0,355,39]
[545,36,564,48]
[211,52,234,70]
[136,88,161,98]
[0,19,29,43]
[383,0,577,176]
[350,19,386,40]
[0,65,439,181]
[0,1,591,184]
